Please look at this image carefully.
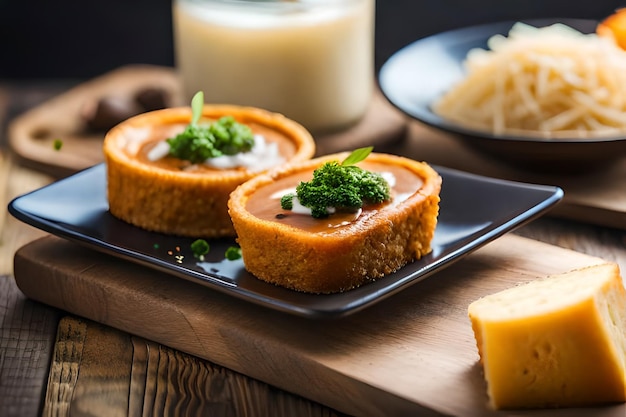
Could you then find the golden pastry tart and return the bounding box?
[228,152,442,293]
[103,105,315,238]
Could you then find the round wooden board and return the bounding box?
[7,65,407,178]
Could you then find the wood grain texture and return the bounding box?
[43,316,345,417]
[7,66,183,178]
[515,217,626,272]
[1,87,61,417]
[0,151,52,275]
[13,234,626,417]
[0,274,62,417]
[42,317,88,417]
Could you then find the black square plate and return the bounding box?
[9,164,562,318]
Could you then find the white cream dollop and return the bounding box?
[147,140,171,161]
[147,134,284,171]
[205,135,284,171]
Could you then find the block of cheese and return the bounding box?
[468,263,626,410]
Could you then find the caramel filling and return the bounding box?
[119,122,297,172]
[246,161,425,234]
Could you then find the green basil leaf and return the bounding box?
[191,91,204,126]
[341,146,373,166]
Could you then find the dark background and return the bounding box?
[0,0,624,80]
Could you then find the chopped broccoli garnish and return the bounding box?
[280,147,391,218]
[166,91,255,164]
[225,246,242,260]
[280,193,295,210]
[191,239,210,260]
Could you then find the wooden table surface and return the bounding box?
[1,80,625,417]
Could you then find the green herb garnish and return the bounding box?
[53,139,63,151]
[341,146,373,166]
[280,194,294,210]
[225,246,242,261]
[280,147,390,218]
[190,90,204,126]
[191,239,210,260]
[166,91,255,164]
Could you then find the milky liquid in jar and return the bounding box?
[172,0,375,134]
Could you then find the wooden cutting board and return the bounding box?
[13,234,625,417]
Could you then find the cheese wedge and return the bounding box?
[468,263,626,409]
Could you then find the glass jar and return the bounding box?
[172,0,375,135]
